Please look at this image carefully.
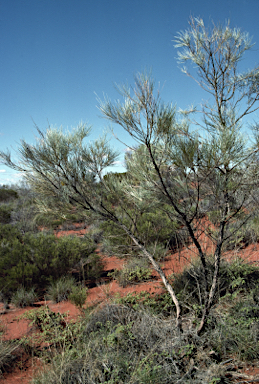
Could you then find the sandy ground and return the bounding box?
[1,224,259,383]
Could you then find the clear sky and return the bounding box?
[1,0,259,184]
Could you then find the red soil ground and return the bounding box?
[1,224,259,383]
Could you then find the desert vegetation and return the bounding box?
[1,17,259,383]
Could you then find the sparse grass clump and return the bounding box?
[47,277,76,303]
[0,339,21,375]
[11,287,37,308]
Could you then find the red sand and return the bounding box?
[1,224,259,383]
[55,223,88,238]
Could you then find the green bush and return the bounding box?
[0,186,18,203]
[222,217,259,250]
[210,294,259,361]
[31,304,229,384]
[11,287,38,308]
[68,285,88,308]
[115,290,175,317]
[0,225,101,298]
[79,251,103,281]
[0,204,13,224]
[10,187,39,233]
[109,257,153,287]
[169,257,259,313]
[116,258,259,318]
[100,205,182,258]
[87,224,103,244]
[21,306,76,348]
[47,277,76,303]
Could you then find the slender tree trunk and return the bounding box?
[96,200,183,330]
[197,251,221,335]
[118,222,183,332]
[197,222,225,334]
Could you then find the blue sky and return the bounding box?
[1,0,259,184]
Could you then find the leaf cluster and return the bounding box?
[109,258,153,287]
[0,224,100,300]
[0,186,18,203]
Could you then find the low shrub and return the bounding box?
[87,224,103,244]
[28,259,259,384]
[117,258,259,319]
[32,304,230,384]
[68,285,88,308]
[58,221,86,232]
[0,291,10,310]
[99,206,183,259]
[109,257,153,287]
[47,277,76,303]
[0,226,100,297]
[0,186,18,203]
[210,294,259,361]
[212,216,259,251]
[77,251,103,282]
[23,306,66,332]
[115,290,175,317]
[11,287,37,308]
[21,306,79,349]
[169,257,259,313]
[0,205,13,224]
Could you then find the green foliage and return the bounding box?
[103,171,128,183]
[0,224,29,298]
[0,204,13,224]
[109,258,153,287]
[10,184,39,233]
[1,18,259,337]
[80,250,103,281]
[1,19,259,381]
[100,220,135,257]
[115,290,175,317]
[87,224,103,244]
[116,258,259,320]
[32,304,179,383]
[21,305,80,348]
[239,216,259,247]
[0,186,18,202]
[0,339,21,375]
[100,206,182,259]
[36,209,88,230]
[47,277,76,303]
[31,303,231,384]
[169,257,259,312]
[14,262,259,382]
[214,215,259,251]
[25,279,259,383]
[68,285,88,308]
[23,306,65,331]
[11,287,38,308]
[225,258,259,292]
[212,295,259,361]
[0,224,100,299]
[0,185,20,225]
